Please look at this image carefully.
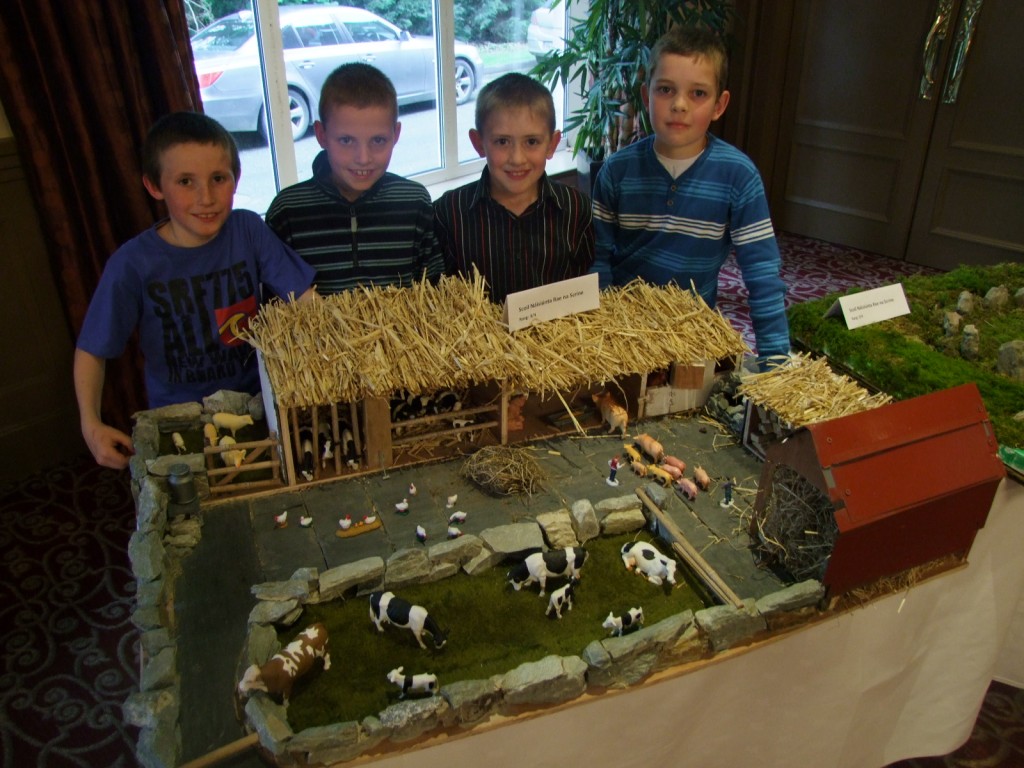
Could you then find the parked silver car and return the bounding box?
[191,5,483,140]
[526,0,565,61]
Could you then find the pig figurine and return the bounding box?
[592,391,628,437]
[675,477,698,500]
[634,433,665,463]
[693,465,711,491]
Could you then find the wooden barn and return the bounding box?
[244,274,749,488]
[750,382,1006,596]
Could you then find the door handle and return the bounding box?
[943,0,984,104]
[919,0,954,100]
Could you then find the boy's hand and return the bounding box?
[83,421,135,470]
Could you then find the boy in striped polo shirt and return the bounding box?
[434,73,594,304]
[591,27,790,367]
[266,63,443,294]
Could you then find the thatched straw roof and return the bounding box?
[738,352,892,427]
[246,274,749,409]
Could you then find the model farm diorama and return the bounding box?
[130,270,1013,767]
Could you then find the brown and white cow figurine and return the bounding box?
[237,622,330,704]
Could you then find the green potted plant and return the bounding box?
[530,0,734,188]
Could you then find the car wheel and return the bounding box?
[453,58,476,105]
[258,87,312,142]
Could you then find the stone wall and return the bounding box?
[122,465,824,768]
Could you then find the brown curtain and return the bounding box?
[0,1,200,430]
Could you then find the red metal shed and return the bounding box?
[752,383,1006,595]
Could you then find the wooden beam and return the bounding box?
[635,487,744,608]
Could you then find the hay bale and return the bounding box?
[738,353,892,428]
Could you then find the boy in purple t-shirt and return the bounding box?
[74,112,315,469]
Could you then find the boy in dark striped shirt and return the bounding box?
[434,73,594,304]
[266,63,443,294]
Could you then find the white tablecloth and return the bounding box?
[369,477,1024,768]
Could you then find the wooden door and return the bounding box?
[905,0,1024,269]
[775,0,1023,268]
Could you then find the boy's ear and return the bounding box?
[546,129,562,159]
[393,121,402,144]
[712,89,731,121]
[314,120,327,149]
[142,175,164,201]
[641,82,651,112]
[469,128,485,158]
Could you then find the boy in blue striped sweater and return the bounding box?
[591,27,789,366]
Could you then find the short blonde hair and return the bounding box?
[319,63,398,124]
[474,72,556,134]
[648,26,729,95]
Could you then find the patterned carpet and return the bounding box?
[1,232,1021,767]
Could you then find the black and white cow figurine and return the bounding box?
[602,607,644,636]
[506,546,589,596]
[369,591,448,650]
[620,541,678,586]
[545,577,579,619]
[386,666,438,698]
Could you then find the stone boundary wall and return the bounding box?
[122,465,824,768]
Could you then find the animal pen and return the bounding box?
[244,274,749,489]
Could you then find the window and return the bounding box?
[190,0,575,214]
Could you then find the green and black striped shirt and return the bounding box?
[266,152,444,295]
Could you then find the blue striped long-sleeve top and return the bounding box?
[591,134,790,360]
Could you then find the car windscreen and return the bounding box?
[191,18,254,53]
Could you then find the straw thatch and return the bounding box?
[245,274,749,409]
[738,352,892,427]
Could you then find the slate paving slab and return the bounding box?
[176,412,784,763]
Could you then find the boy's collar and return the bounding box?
[473,166,557,210]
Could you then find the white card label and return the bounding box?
[503,273,600,331]
[825,283,911,329]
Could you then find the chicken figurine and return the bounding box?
[274,511,288,529]
[362,514,377,526]
[446,494,458,509]
[447,525,463,539]
[408,482,417,496]
[448,510,467,525]
[415,525,427,544]
[299,515,313,528]
[338,515,353,531]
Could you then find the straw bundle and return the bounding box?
[737,352,892,427]
[460,446,545,496]
[245,275,748,409]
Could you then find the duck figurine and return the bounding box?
[448,510,467,525]
[446,494,458,509]
[299,515,313,528]
[395,498,410,515]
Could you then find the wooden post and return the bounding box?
[362,396,392,469]
[349,400,363,468]
[280,407,297,486]
[500,384,509,445]
[330,403,341,474]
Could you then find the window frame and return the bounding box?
[250,0,580,197]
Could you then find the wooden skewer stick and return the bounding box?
[177,732,259,768]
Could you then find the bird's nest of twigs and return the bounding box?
[460,446,545,497]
